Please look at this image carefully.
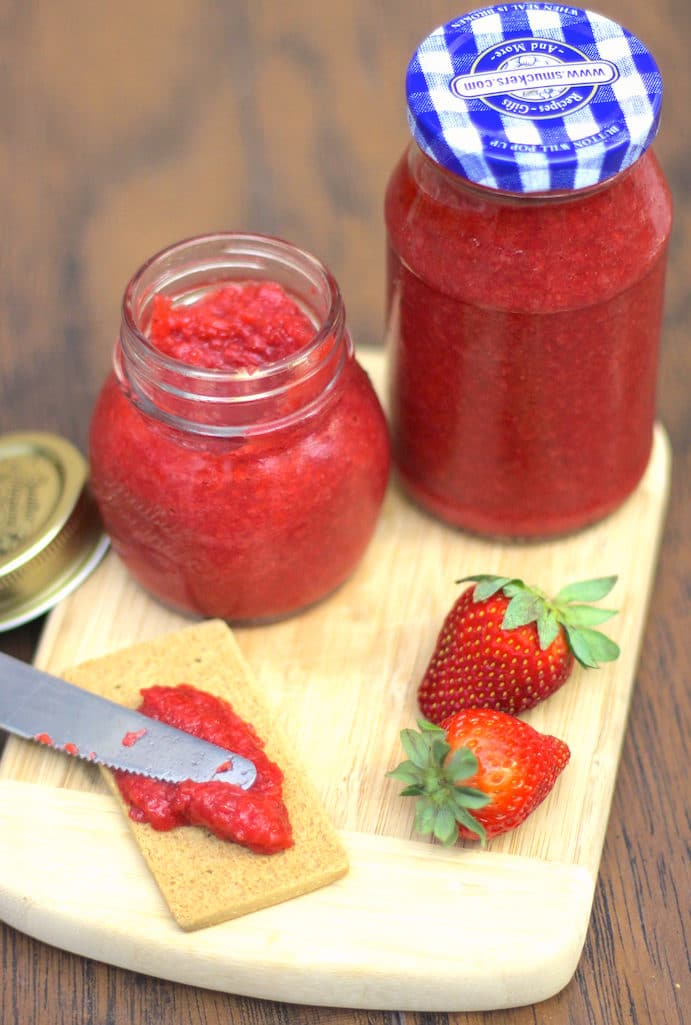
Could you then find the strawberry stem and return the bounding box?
[457,574,621,666]
[387,719,489,846]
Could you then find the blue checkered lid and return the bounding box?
[406,3,663,192]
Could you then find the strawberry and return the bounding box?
[387,710,570,845]
[418,574,620,723]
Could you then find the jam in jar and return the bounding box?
[385,3,672,538]
[89,233,390,621]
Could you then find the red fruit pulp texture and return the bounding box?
[385,146,672,537]
[442,708,570,841]
[89,280,390,621]
[149,282,315,370]
[114,684,292,854]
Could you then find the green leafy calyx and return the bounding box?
[457,574,621,668]
[386,719,490,847]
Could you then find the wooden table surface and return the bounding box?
[0,2,688,1024]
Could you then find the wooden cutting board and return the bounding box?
[0,352,671,1012]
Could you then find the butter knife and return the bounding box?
[0,651,256,788]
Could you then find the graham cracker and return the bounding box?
[61,619,349,931]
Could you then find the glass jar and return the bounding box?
[89,233,390,622]
[385,4,672,538]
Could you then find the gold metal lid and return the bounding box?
[0,431,109,631]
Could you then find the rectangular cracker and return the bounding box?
[60,619,349,931]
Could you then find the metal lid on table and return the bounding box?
[0,431,109,632]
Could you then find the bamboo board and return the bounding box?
[0,351,671,1012]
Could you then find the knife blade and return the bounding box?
[0,651,256,788]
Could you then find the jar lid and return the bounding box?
[0,432,109,631]
[405,3,663,193]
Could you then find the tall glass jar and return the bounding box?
[89,233,390,622]
[385,4,672,538]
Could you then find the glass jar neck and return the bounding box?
[410,143,633,208]
[115,233,352,437]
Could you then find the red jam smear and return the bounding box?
[122,728,147,747]
[89,280,390,621]
[113,684,292,854]
[149,282,314,370]
[385,147,672,537]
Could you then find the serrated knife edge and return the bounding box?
[0,651,257,788]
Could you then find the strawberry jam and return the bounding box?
[148,281,315,371]
[89,234,390,621]
[114,684,292,854]
[385,5,672,537]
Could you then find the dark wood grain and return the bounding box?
[1,2,688,1023]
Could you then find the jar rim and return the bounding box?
[121,231,345,383]
[411,143,630,205]
[115,232,352,437]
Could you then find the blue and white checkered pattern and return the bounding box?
[406,3,663,192]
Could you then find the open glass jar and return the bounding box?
[385,4,672,538]
[89,233,390,622]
